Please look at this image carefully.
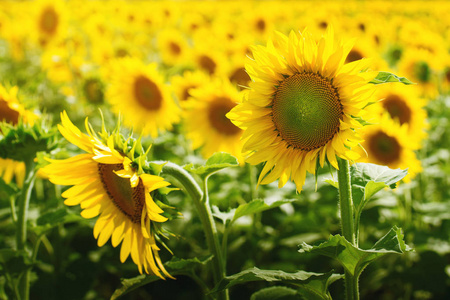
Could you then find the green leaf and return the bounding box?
[33,208,84,236]
[111,255,213,300]
[350,163,408,213]
[183,152,239,177]
[212,205,235,225]
[324,179,338,188]
[369,71,414,85]
[211,267,342,300]
[299,227,411,278]
[250,286,302,300]
[0,249,31,276]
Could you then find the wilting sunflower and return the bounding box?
[183,78,243,162]
[41,111,174,278]
[0,85,36,187]
[106,57,180,138]
[227,27,376,192]
[355,114,422,182]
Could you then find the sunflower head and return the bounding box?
[228,27,378,191]
[42,111,179,278]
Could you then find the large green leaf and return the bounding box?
[350,163,408,234]
[369,71,414,85]
[212,199,297,226]
[210,267,342,300]
[299,226,411,278]
[111,255,213,300]
[250,286,302,300]
[184,152,239,178]
[33,208,84,236]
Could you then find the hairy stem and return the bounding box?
[161,162,228,300]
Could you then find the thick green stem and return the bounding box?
[16,159,36,300]
[337,158,359,300]
[161,162,228,300]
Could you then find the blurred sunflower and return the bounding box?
[31,0,68,48]
[355,114,422,182]
[157,29,190,66]
[0,85,36,187]
[42,111,174,278]
[367,84,428,149]
[107,57,180,138]
[82,77,105,105]
[183,79,243,162]
[227,27,377,192]
[171,70,210,103]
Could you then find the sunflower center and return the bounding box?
[229,67,251,89]
[368,131,401,165]
[272,72,342,151]
[346,50,363,63]
[199,55,216,75]
[98,163,144,224]
[208,97,241,135]
[134,75,163,111]
[169,42,181,56]
[40,6,59,34]
[256,19,266,32]
[0,99,19,125]
[181,85,196,101]
[83,78,104,104]
[115,48,129,58]
[382,94,411,125]
[414,61,431,83]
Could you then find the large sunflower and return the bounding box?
[227,27,376,192]
[42,111,173,279]
[106,57,180,138]
[183,78,243,162]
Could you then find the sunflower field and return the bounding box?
[0,0,449,299]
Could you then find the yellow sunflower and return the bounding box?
[106,57,180,138]
[227,27,377,192]
[41,111,173,278]
[157,28,190,66]
[183,78,244,162]
[0,85,37,187]
[355,114,422,182]
[31,0,68,48]
[366,84,428,150]
[171,70,210,103]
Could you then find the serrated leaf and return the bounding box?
[369,71,414,85]
[111,255,213,300]
[183,152,239,177]
[211,267,342,300]
[250,286,302,300]
[33,208,84,236]
[232,199,296,224]
[299,227,411,278]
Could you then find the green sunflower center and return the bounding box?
[382,94,411,125]
[83,78,104,104]
[208,97,241,135]
[134,75,163,111]
[414,61,431,83]
[272,72,342,151]
[368,131,401,165]
[98,163,144,224]
[40,6,59,34]
[0,99,19,125]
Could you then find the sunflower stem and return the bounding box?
[337,158,359,300]
[16,158,37,300]
[161,162,228,300]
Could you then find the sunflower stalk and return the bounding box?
[160,162,229,300]
[337,158,359,300]
[16,158,37,300]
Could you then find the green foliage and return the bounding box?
[299,226,411,277]
[184,152,239,178]
[33,208,84,237]
[250,286,302,300]
[369,71,414,85]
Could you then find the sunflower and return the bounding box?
[227,27,376,192]
[106,57,180,138]
[355,114,422,182]
[171,70,210,103]
[31,0,68,48]
[0,85,37,187]
[41,111,174,278]
[183,78,244,162]
[157,29,190,66]
[366,84,428,149]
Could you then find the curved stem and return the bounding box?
[161,162,228,300]
[337,158,359,300]
[16,159,37,300]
